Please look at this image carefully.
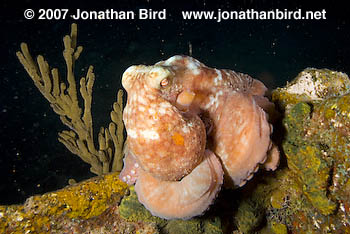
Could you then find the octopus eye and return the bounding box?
[147,66,172,89]
[160,78,169,87]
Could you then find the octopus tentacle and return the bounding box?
[119,150,140,185]
[209,92,272,187]
[263,143,280,171]
[134,150,223,220]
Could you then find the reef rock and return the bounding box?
[271,68,350,232]
[233,68,350,233]
[272,68,350,109]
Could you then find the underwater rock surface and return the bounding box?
[263,68,350,233]
[272,68,350,109]
[1,68,349,233]
[233,68,350,233]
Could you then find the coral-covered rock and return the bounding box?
[272,68,350,110]
[266,68,350,232]
[0,173,156,234]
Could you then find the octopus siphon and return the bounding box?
[120,55,279,220]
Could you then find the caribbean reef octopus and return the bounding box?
[120,55,280,220]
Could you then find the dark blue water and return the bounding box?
[1,0,349,204]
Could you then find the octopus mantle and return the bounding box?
[120,55,279,220]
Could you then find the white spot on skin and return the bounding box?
[182,126,189,133]
[158,108,167,115]
[148,108,156,115]
[160,102,171,109]
[150,103,158,109]
[138,106,145,112]
[240,135,248,147]
[214,69,223,85]
[186,59,201,75]
[161,55,183,65]
[130,170,135,175]
[137,96,148,105]
[135,163,139,168]
[140,129,159,140]
[204,90,225,110]
[215,91,223,109]
[123,65,150,75]
[204,95,217,110]
[132,93,138,101]
[127,129,138,138]
[183,190,188,196]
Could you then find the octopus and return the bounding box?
[120,55,280,220]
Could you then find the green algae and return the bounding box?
[269,68,350,232]
[270,221,287,234]
[283,109,336,215]
[282,102,336,215]
[270,189,286,209]
[234,199,264,233]
[119,186,166,225]
[0,172,128,233]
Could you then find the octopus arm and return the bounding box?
[263,143,280,171]
[213,92,276,187]
[250,78,268,96]
[253,95,280,123]
[134,150,223,220]
[119,150,140,185]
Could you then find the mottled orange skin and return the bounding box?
[156,55,279,187]
[122,65,206,181]
[135,149,223,220]
[120,55,278,220]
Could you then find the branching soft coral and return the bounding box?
[16,23,125,175]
